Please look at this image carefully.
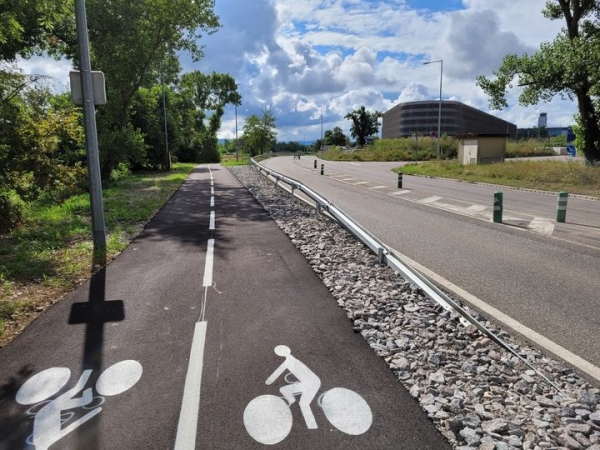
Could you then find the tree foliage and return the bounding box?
[242,108,277,156]
[324,126,348,146]
[0,0,233,230]
[476,0,600,163]
[344,106,382,147]
[85,0,220,174]
[0,0,75,61]
[0,67,85,231]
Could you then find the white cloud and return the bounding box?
[17,56,72,92]
[18,0,577,141]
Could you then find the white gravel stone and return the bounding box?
[229,166,600,450]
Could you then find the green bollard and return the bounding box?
[493,191,503,223]
[557,191,568,223]
[320,164,324,175]
[314,160,317,169]
[397,172,403,189]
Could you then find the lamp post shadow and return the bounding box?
[68,265,125,449]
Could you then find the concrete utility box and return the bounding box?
[457,134,507,164]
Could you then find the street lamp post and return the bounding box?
[234,83,243,161]
[423,59,443,160]
[235,102,238,161]
[161,73,170,170]
[320,105,324,150]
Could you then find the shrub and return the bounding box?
[0,188,25,232]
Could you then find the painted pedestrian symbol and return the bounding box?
[243,345,372,445]
[15,360,142,450]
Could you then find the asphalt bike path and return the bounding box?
[0,165,449,449]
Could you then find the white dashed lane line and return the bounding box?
[175,165,216,450]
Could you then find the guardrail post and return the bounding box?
[493,191,503,223]
[320,164,324,175]
[397,172,403,189]
[314,160,317,169]
[557,191,568,223]
[316,203,321,218]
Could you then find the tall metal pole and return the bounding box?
[235,102,238,161]
[75,0,106,264]
[437,60,443,160]
[161,74,170,170]
[320,105,323,150]
[423,59,443,160]
[235,83,242,161]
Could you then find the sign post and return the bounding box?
[74,0,107,265]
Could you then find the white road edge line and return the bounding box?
[390,248,600,383]
[174,321,208,450]
[203,239,215,287]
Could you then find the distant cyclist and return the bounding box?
[265,345,321,429]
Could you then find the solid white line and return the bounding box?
[203,239,214,287]
[390,248,600,383]
[174,321,208,450]
[210,196,214,207]
[209,211,215,230]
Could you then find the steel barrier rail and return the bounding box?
[250,158,566,394]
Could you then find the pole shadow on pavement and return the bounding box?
[68,262,125,450]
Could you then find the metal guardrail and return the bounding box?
[251,158,565,394]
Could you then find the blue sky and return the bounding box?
[20,0,576,142]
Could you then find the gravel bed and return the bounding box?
[229,165,600,450]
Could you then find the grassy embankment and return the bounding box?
[398,159,600,198]
[320,137,600,197]
[0,162,196,345]
[321,137,563,162]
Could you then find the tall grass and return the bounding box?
[398,160,600,197]
[321,137,557,161]
[0,162,196,343]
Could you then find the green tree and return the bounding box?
[274,141,305,153]
[312,139,323,152]
[242,108,277,156]
[344,106,382,147]
[0,69,85,231]
[176,71,240,163]
[0,0,75,61]
[85,0,220,173]
[324,126,347,146]
[477,0,600,164]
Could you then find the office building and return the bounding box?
[381,100,517,139]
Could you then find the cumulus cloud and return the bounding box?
[440,10,534,79]
[397,83,430,103]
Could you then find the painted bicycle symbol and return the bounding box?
[16,360,143,450]
[243,345,372,445]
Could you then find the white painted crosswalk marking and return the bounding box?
[418,196,443,204]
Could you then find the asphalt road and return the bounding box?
[0,166,449,449]
[262,156,600,377]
